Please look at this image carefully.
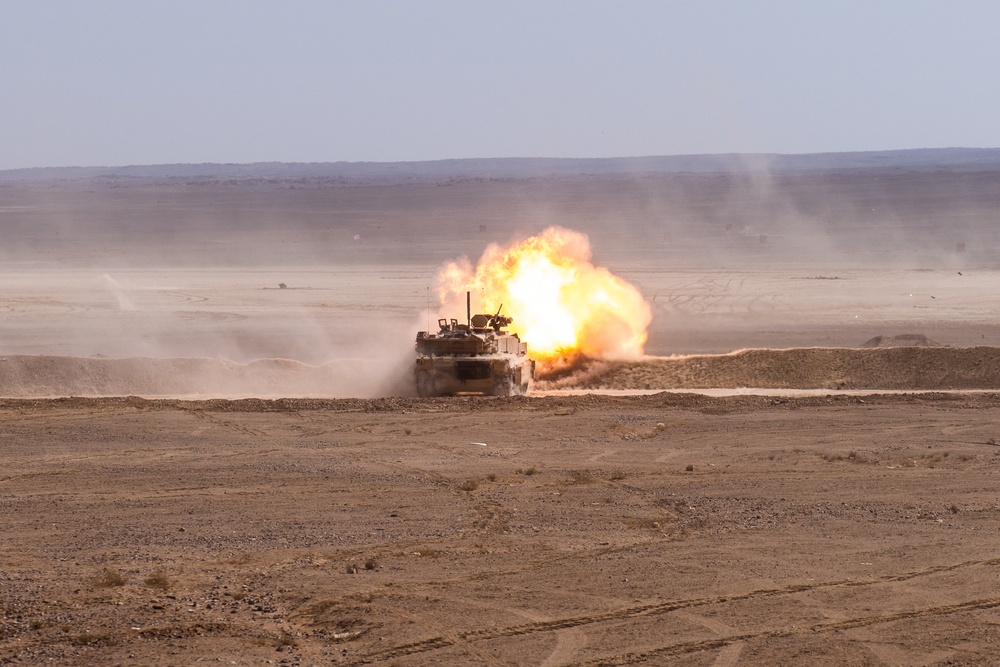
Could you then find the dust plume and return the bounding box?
[100,273,136,311]
[0,269,423,399]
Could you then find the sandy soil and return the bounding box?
[3,394,1000,666]
[4,170,1000,665]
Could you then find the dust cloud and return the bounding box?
[2,157,1000,398]
[0,268,426,398]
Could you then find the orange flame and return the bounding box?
[437,227,651,362]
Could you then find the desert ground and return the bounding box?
[3,163,1000,665]
[4,394,1000,666]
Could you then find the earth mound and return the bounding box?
[0,356,410,398]
[535,346,1000,391]
[6,347,1000,398]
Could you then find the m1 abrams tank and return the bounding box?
[415,294,534,397]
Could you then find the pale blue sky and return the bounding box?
[3,1,998,169]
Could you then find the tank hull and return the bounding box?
[414,303,534,397]
[414,354,531,397]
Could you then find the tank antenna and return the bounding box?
[466,291,471,328]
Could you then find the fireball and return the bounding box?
[437,227,651,363]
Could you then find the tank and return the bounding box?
[414,294,534,397]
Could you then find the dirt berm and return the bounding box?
[4,346,1000,397]
[538,346,1000,391]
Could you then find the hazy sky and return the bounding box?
[3,1,999,169]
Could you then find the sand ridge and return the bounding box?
[6,345,1000,398]
[540,346,1000,391]
[0,355,400,398]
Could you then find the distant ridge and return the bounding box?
[3,148,1000,184]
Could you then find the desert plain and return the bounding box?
[3,158,1000,665]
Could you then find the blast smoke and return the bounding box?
[436,226,652,368]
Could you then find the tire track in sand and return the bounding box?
[352,557,1000,664]
[560,595,1000,666]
